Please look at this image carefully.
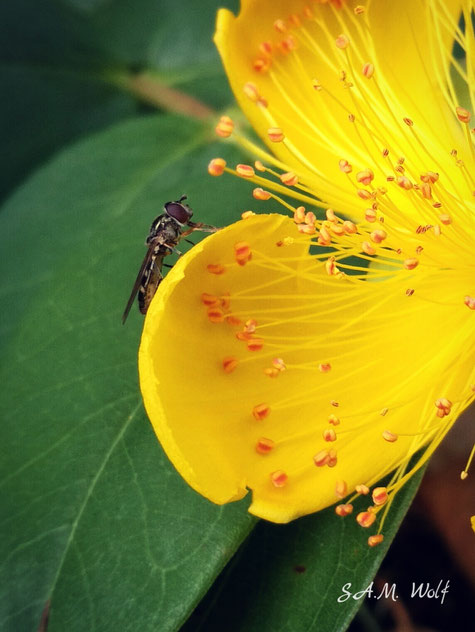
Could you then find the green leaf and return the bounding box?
[182,469,424,632]
[0,114,258,632]
[0,0,237,202]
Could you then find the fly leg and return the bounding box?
[185,221,219,234]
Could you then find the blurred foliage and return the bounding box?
[0,2,425,631]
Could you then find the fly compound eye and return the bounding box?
[165,201,192,224]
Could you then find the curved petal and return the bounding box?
[139,214,474,522]
[215,0,469,217]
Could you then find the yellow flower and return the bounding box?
[139,0,474,539]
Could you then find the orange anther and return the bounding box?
[335,503,353,516]
[294,206,306,223]
[354,5,365,15]
[404,257,419,270]
[356,169,374,186]
[305,211,316,226]
[421,183,432,199]
[380,407,389,416]
[312,78,322,91]
[272,357,286,371]
[273,18,287,33]
[343,220,357,234]
[319,362,332,373]
[382,430,398,442]
[280,36,297,53]
[362,62,374,78]
[264,367,280,378]
[236,331,252,341]
[207,307,224,323]
[247,338,264,351]
[368,534,384,547]
[370,229,387,244]
[318,226,331,246]
[234,241,252,266]
[313,450,330,467]
[397,176,413,190]
[303,6,314,20]
[253,57,271,73]
[421,171,439,183]
[201,292,220,306]
[323,428,337,442]
[331,224,344,236]
[403,117,414,127]
[356,484,370,495]
[243,82,260,102]
[439,214,451,225]
[220,292,231,310]
[236,164,255,178]
[241,211,255,220]
[464,296,475,310]
[456,106,471,123]
[331,400,339,407]
[226,315,242,326]
[339,159,352,173]
[327,449,338,467]
[256,437,275,454]
[281,171,299,186]
[222,357,238,374]
[357,189,372,200]
[328,414,340,426]
[215,115,234,138]
[326,208,337,222]
[365,209,377,223]
[357,511,376,528]
[372,487,388,506]
[268,127,285,142]
[208,158,226,176]
[362,241,376,256]
[298,223,316,235]
[259,41,273,56]
[253,187,271,200]
[335,34,349,49]
[254,160,266,172]
[406,288,414,296]
[271,470,288,487]
[252,403,270,421]
[335,480,348,498]
[244,318,257,333]
[207,263,225,275]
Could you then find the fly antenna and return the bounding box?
[178,194,187,202]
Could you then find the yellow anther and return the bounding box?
[241,211,255,220]
[343,220,357,234]
[356,169,374,186]
[356,484,370,495]
[368,534,384,547]
[294,206,306,223]
[273,18,287,33]
[254,160,266,172]
[201,292,220,306]
[247,338,264,351]
[354,5,366,15]
[464,296,475,310]
[243,82,260,102]
[397,176,413,190]
[313,449,330,467]
[234,241,252,266]
[319,362,332,373]
[206,263,226,275]
[370,229,387,244]
[207,307,225,323]
[365,209,377,222]
[439,214,451,225]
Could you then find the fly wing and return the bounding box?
[122,245,155,324]
[138,252,164,315]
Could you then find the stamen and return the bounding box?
[356,511,376,528]
[236,164,255,178]
[215,115,234,138]
[270,470,288,487]
[252,403,271,421]
[208,158,226,176]
[368,534,384,547]
[335,503,353,516]
[222,357,239,373]
[207,264,226,275]
[256,437,275,454]
[335,480,348,498]
[372,487,389,506]
[382,430,398,443]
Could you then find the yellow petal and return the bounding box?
[139,213,474,523]
[215,0,470,217]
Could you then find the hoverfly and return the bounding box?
[122,195,217,323]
